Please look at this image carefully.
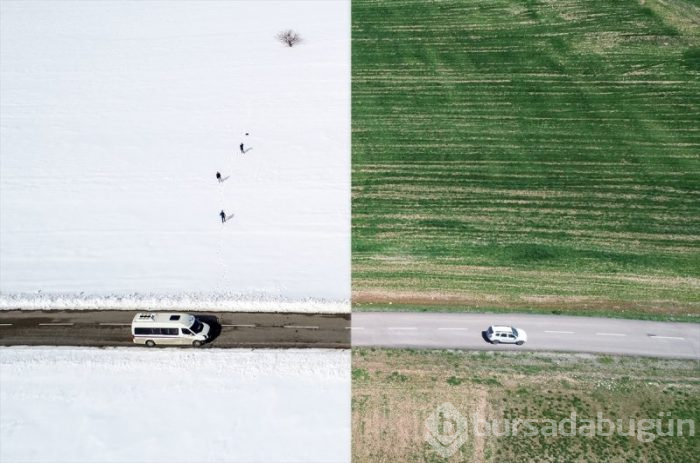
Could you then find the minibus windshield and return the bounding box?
[190,320,204,333]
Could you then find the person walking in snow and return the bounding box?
[220,210,226,223]
[239,142,245,154]
[216,171,222,182]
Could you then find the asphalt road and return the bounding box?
[0,310,350,349]
[352,312,700,360]
[2,310,698,359]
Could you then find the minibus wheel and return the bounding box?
[145,340,155,347]
[193,340,202,347]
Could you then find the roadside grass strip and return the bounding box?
[352,348,700,462]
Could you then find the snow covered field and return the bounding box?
[0,1,350,309]
[0,347,350,462]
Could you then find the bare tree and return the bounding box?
[276,29,302,47]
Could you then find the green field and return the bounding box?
[353,349,700,462]
[352,0,700,319]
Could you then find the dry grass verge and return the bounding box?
[352,349,700,462]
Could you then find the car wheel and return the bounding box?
[492,340,500,345]
[193,340,202,347]
[145,340,155,347]
[516,341,524,346]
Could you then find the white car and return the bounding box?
[485,325,527,345]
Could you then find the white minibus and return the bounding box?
[132,312,211,347]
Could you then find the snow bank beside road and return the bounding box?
[0,292,348,313]
[0,347,350,462]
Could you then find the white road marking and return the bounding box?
[99,323,130,326]
[545,330,575,334]
[346,326,364,330]
[595,332,626,337]
[650,335,685,340]
[222,324,256,328]
[437,327,469,331]
[284,325,319,330]
[387,327,418,330]
[38,323,74,326]
[0,323,13,326]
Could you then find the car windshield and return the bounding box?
[511,328,518,336]
[190,319,204,333]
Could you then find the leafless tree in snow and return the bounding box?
[276,29,302,47]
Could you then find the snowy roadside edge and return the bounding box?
[0,346,350,380]
[0,293,349,313]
